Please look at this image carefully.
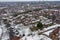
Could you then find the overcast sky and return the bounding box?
[0,0,60,2]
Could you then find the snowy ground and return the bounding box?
[20,35,52,40]
[0,23,60,40]
[19,24,60,40]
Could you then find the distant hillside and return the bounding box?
[0,1,60,7]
